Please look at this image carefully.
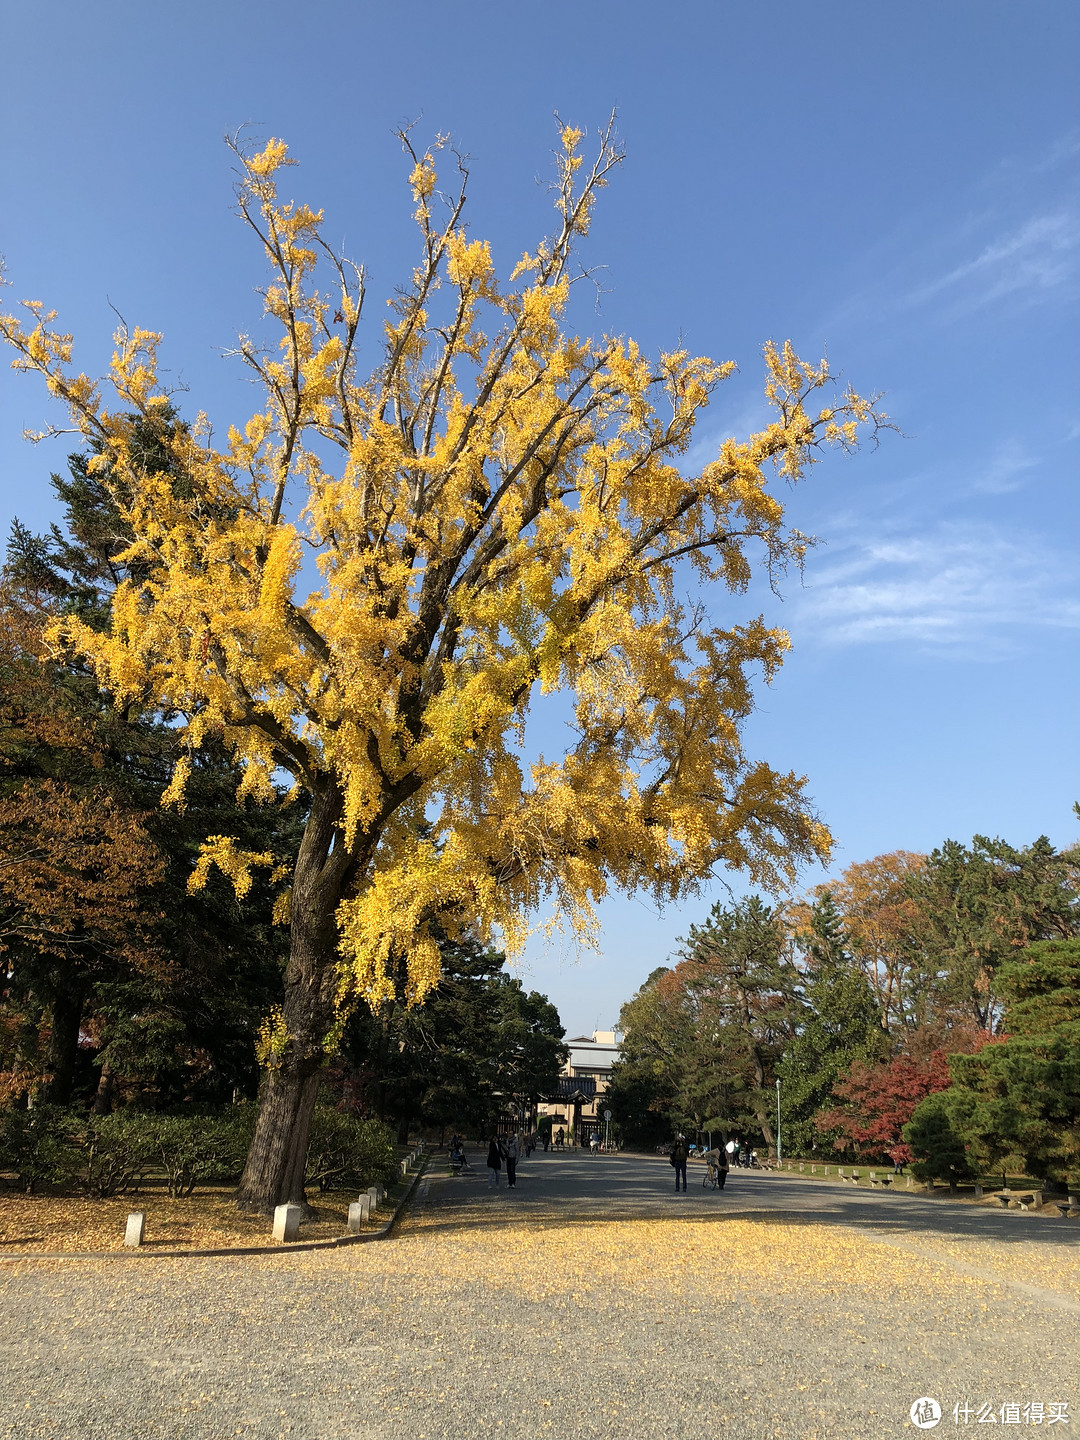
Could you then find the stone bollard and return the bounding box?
[974,1184,983,1199]
[347,1202,368,1234]
[124,1212,146,1248]
[367,1185,381,1209]
[272,1203,302,1243]
[400,1159,408,1178]
[354,1193,371,1220]
[799,1163,804,1173]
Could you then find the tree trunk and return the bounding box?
[748,1042,774,1148]
[42,990,83,1105]
[234,782,352,1215]
[92,1062,115,1115]
[236,1065,323,1214]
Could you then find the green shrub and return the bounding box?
[0,1106,79,1193]
[69,1112,155,1197]
[305,1109,396,1193]
[0,1104,257,1198]
[139,1111,254,1197]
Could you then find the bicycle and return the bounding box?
[703,1162,724,1189]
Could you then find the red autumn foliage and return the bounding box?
[816,1032,996,1163]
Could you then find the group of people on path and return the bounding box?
[669,1134,729,1192]
[462,1127,733,1194]
[485,1132,538,1187]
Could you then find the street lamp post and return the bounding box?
[775,1077,782,1165]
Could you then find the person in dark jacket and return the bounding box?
[486,1136,503,1187]
[503,1133,520,1187]
[670,1134,689,1192]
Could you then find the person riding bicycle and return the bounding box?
[704,1143,728,1189]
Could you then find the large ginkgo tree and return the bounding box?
[1,122,885,1210]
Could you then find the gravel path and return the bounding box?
[1,1150,1075,1440]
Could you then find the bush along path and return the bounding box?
[0,1148,430,1260]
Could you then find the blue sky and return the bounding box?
[1,1,1077,1036]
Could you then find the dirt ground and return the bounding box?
[0,1186,383,1252]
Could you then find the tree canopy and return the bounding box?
[1,124,885,1208]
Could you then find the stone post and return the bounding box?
[124,1212,146,1248]
[272,1203,302,1243]
[347,1202,368,1234]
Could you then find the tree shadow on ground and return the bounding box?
[406,1158,1080,1256]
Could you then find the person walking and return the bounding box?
[670,1133,689,1193]
[486,1136,502,1187]
[704,1141,728,1189]
[504,1133,520,1188]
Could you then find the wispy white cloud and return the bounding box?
[905,211,1080,313]
[813,135,1080,340]
[792,522,1080,650]
[970,438,1040,496]
[1029,132,1080,176]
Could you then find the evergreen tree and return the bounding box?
[335,931,566,1138]
[778,892,888,1155]
[909,835,1080,1031]
[605,967,686,1144]
[677,896,802,1147]
[918,938,1080,1189]
[1,419,297,1110]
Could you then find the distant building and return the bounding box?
[537,1029,622,1143]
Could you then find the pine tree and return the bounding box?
[778,891,886,1155]
[931,938,1080,1189]
[1,421,297,1109]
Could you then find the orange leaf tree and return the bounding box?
[1,124,885,1210]
[0,595,165,1102]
